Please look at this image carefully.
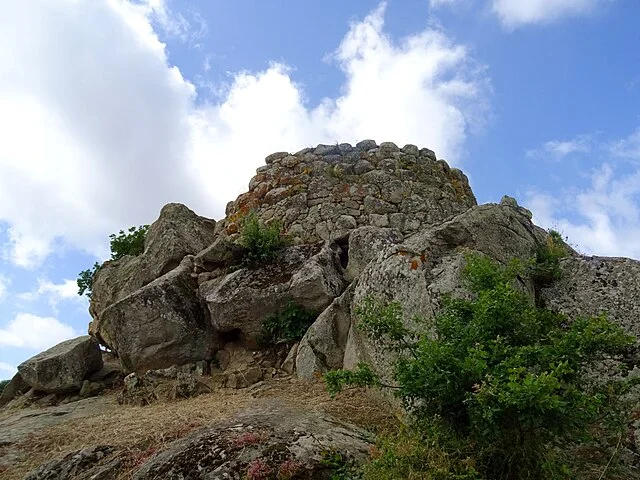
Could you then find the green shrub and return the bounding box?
[361,427,481,480]
[77,261,101,297]
[326,254,636,479]
[261,301,317,345]
[108,225,149,260]
[239,212,286,267]
[530,229,568,284]
[77,224,149,297]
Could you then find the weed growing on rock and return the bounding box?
[325,253,637,479]
[240,212,286,267]
[530,229,568,284]
[261,301,317,345]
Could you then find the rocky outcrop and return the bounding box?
[296,284,355,380]
[89,203,216,322]
[17,336,103,394]
[0,373,30,407]
[200,242,346,344]
[118,370,212,406]
[222,140,476,244]
[298,200,551,383]
[541,256,640,338]
[93,257,218,373]
[24,446,122,480]
[132,399,373,480]
[344,226,403,281]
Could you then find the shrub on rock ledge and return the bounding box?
[239,212,286,267]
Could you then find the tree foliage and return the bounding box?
[77,225,149,297]
[326,252,636,479]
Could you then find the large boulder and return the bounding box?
[200,242,346,344]
[0,372,31,407]
[132,399,373,480]
[296,284,355,380]
[94,257,219,373]
[18,336,103,394]
[89,203,216,322]
[541,256,640,338]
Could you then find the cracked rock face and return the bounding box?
[200,242,346,344]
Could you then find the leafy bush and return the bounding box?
[109,225,149,260]
[239,212,286,267]
[0,379,9,394]
[326,254,636,479]
[261,301,317,345]
[77,225,149,297]
[77,262,101,297]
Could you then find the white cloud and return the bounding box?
[492,0,612,29]
[0,1,488,268]
[610,128,640,161]
[0,313,78,350]
[526,134,593,160]
[0,362,17,379]
[526,163,640,258]
[17,278,85,311]
[0,275,9,303]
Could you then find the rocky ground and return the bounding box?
[0,376,395,479]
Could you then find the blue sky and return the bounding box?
[1,0,639,379]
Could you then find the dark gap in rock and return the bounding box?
[219,328,243,344]
[333,235,350,270]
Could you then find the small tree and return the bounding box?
[326,254,636,479]
[77,225,149,297]
[108,225,149,260]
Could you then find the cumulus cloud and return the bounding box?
[0,313,78,350]
[492,0,613,29]
[525,129,640,259]
[526,134,593,160]
[0,1,488,268]
[0,362,17,378]
[17,278,85,312]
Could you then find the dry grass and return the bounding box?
[5,377,397,480]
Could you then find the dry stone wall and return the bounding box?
[220,140,477,244]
